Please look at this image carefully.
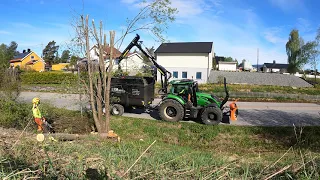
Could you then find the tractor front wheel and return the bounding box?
[159,99,184,122]
[111,104,124,116]
[201,107,222,125]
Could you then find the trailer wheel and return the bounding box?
[159,99,184,122]
[111,104,124,116]
[201,107,222,125]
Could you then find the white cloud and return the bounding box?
[121,0,139,4]
[10,22,35,29]
[296,18,312,33]
[269,0,305,12]
[0,30,12,35]
[263,27,287,44]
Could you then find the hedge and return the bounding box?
[21,72,78,84]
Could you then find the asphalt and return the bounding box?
[19,92,320,127]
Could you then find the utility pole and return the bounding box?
[257,48,259,72]
[41,43,43,58]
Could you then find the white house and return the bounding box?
[218,61,237,71]
[89,45,146,74]
[155,42,214,83]
[263,60,288,73]
[112,53,145,75]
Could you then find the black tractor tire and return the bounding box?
[201,106,222,125]
[159,99,184,122]
[111,104,124,116]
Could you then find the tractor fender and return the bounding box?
[198,103,219,115]
[163,94,186,106]
[206,103,219,108]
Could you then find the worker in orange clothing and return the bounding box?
[32,97,45,132]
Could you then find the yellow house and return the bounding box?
[52,63,70,71]
[9,49,45,72]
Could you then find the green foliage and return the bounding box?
[21,72,78,84]
[286,29,317,74]
[0,41,18,68]
[212,57,217,70]
[43,41,59,65]
[0,67,21,100]
[70,55,78,67]
[0,99,31,129]
[60,50,71,63]
[224,57,234,62]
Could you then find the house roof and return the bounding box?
[218,61,237,64]
[155,42,213,53]
[9,51,32,63]
[264,63,288,69]
[92,45,132,59]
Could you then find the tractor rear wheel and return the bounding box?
[159,99,184,122]
[111,104,124,116]
[201,106,222,125]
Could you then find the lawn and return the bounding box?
[1,104,320,179]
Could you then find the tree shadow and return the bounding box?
[237,109,320,152]
[238,109,320,127]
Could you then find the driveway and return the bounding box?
[19,92,320,127]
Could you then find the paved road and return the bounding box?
[19,92,320,127]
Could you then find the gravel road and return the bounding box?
[19,92,320,127]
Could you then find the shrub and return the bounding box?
[0,68,21,100]
[0,99,32,129]
[21,72,78,84]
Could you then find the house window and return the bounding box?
[173,71,178,78]
[31,56,34,60]
[196,72,202,79]
[182,71,187,78]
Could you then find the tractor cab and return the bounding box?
[169,79,199,106]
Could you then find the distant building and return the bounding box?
[9,49,45,72]
[155,42,214,83]
[263,60,288,73]
[218,61,237,71]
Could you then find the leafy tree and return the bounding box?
[224,57,234,62]
[212,57,217,70]
[235,58,239,66]
[43,41,59,65]
[60,50,71,63]
[286,29,316,74]
[0,41,18,68]
[308,27,320,81]
[70,55,78,68]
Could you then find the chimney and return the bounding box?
[273,60,276,64]
[27,49,31,53]
[23,50,26,53]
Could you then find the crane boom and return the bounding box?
[117,34,172,94]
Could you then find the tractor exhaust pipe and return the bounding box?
[220,77,229,109]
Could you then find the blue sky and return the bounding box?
[0,0,319,69]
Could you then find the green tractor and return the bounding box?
[158,78,237,125]
[115,34,238,124]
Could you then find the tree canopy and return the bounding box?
[60,50,71,63]
[43,41,59,65]
[0,41,19,68]
[286,29,317,73]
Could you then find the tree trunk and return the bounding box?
[105,31,115,133]
[85,15,101,132]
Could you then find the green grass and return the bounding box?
[155,82,320,96]
[1,105,320,179]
